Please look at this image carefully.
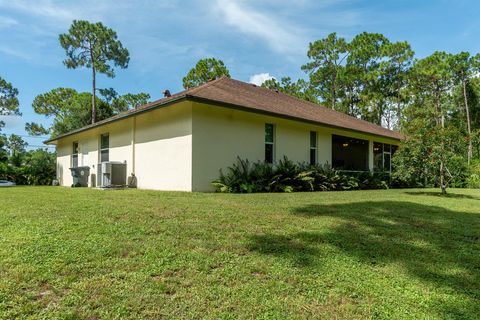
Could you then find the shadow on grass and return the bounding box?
[247,233,320,268]
[247,201,480,318]
[404,191,480,200]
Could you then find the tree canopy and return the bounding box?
[59,20,130,123]
[0,133,56,186]
[301,32,348,110]
[449,52,480,163]
[99,88,151,113]
[0,76,21,131]
[301,32,414,127]
[26,87,150,137]
[182,58,230,89]
[261,77,319,103]
[259,32,480,192]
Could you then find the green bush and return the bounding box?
[448,155,469,188]
[0,149,56,185]
[391,136,470,189]
[466,160,480,189]
[0,162,14,181]
[212,157,390,193]
[22,149,56,185]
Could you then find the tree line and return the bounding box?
[257,33,480,192]
[191,33,480,192]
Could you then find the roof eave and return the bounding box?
[44,90,402,145]
[187,96,403,141]
[43,95,188,145]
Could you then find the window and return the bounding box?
[373,142,398,172]
[332,135,369,171]
[100,133,109,162]
[373,142,383,171]
[72,142,79,168]
[391,145,398,171]
[265,124,275,164]
[310,131,317,165]
[384,152,391,172]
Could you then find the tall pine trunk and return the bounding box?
[440,114,447,194]
[463,80,472,164]
[331,72,337,111]
[396,82,403,130]
[440,161,446,194]
[90,45,97,125]
[436,94,447,194]
[91,65,96,124]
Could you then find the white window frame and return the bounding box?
[374,142,394,173]
[383,144,392,173]
[72,141,79,168]
[309,131,317,165]
[265,123,275,164]
[100,133,109,163]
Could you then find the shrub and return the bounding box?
[447,155,469,188]
[212,157,390,193]
[212,158,272,193]
[466,160,480,189]
[0,149,56,185]
[392,137,469,188]
[22,149,56,185]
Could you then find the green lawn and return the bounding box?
[0,187,479,319]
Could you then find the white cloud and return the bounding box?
[0,0,76,22]
[0,0,128,26]
[0,39,61,66]
[249,73,274,86]
[214,0,308,56]
[0,0,133,66]
[0,45,32,61]
[0,16,18,28]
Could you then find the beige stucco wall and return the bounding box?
[55,101,193,191]
[55,99,399,192]
[191,102,399,192]
[134,102,192,191]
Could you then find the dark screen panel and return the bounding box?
[332,135,369,171]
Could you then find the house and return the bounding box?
[45,77,402,191]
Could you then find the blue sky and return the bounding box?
[1,0,479,148]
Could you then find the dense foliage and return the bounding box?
[59,20,130,124]
[266,32,413,129]
[25,21,148,137]
[182,58,230,89]
[466,160,480,188]
[26,88,151,137]
[390,52,480,192]
[261,77,319,103]
[0,134,55,185]
[0,76,21,131]
[255,32,480,193]
[212,157,391,193]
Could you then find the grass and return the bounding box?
[0,187,479,319]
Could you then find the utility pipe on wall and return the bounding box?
[131,116,136,175]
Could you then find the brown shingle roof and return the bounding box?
[188,77,402,140]
[45,77,402,144]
